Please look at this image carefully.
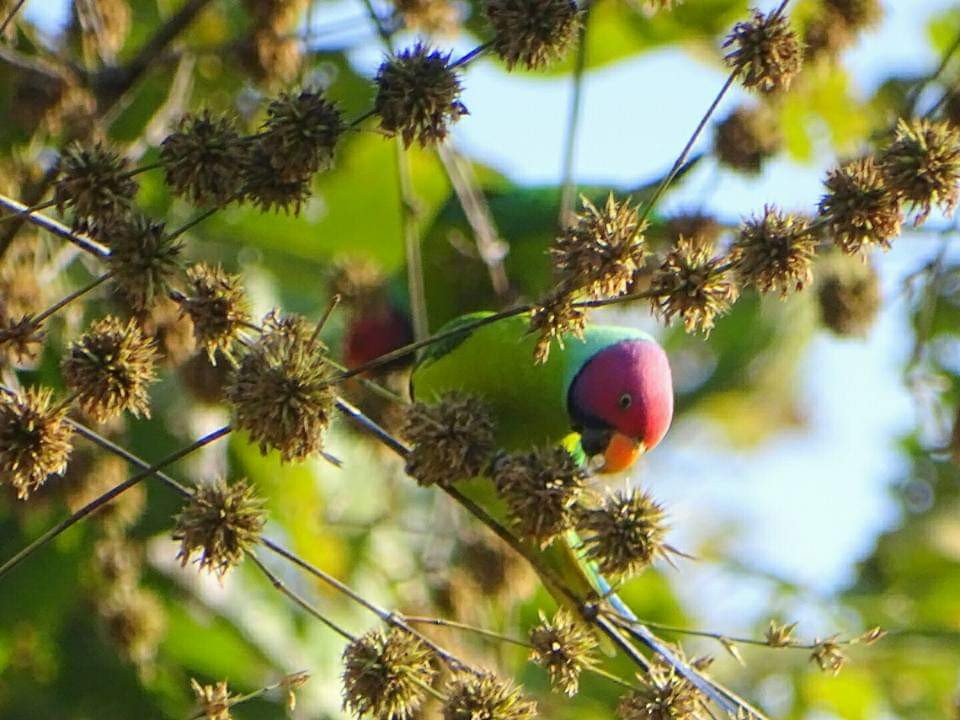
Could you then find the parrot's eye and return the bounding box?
[618,393,632,409]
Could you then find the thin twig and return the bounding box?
[29,269,116,328]
[559,5,592,225]
[0,198,58,224]
[404,616,532,648]
[0,0,26,36]
[0,424,231,580]
[0,193,110,258]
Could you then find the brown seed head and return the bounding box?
[92,534,142,588]
[375,43,467,148]
[62,315,159,423]
[105,215,184,311]
[617,666,702,720]
[731,205,817,296]
[723,8,803,93]
[530,289,586,364]
[764,620,797,648]
[0,387,73,500]
[138,296,196,367]
[819,156,903,254]
[714,105,781,174]
[260,89,344,181]
[485,0,580,70]
[342,627,436,720]
[98,585,166,668]
[802,12,853,62]
[551,194,648,299]
[161,111,248,207]
[401,393,496,486]
[492,446,586,546]
[242,0,307,30]
[577,487,670,578]
[817,253,880,337]
[54,142,137,233]
[180,263,251,363]
[529,609,597,696]
[190,678,235,720]
[0,315,44,364]
[226,311,336,462]
[651,236,737,335]
[240,140,313,214]
[443,673,537,720]
[880,118,960,224]
[663,213,723,252]
[173,478,266,578]
[810,636,847,675]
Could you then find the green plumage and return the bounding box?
[410,312,649,620]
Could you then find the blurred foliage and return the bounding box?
[0,0,958,719]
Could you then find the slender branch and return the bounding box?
[396,121,429,341]
[0,424,231,580]
[28,270,116,328]
[559,5,592,225]
[404,616,532,648]
[0,193,110,258]
[909,25,960,116]
[246,551,355,641]
[0,198,58,224]
[168,205,221,240]
[0,0,26,36]
[450,41,492,69]
[638,72,737,224]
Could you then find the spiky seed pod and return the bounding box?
[443,674,538,720]
[651,237,737,335]
[551,194,649,299]
[240,28,303,86]
[731,206,817,296]
[191,679,235,720]
[824,0,882,31]
[260,90,344,182]
[714,105,781,174]
[485,0,579,70]
[64,450,144,529]
[54,142,137,232]
[395,0,459,35]
[180,263,250,363]
[0,315,44,364]
[764,620,797,647]
[173,478,266,578]
[578,487,670,578]
[105,215,184,311]
[817,253,880,337]
[663,213,723,252]
[240,141,313,215]
[160,111,248,207]
[810,636,847,675]
[342,628,436,720]
[530,289,586,364]
[492,446,586,546]
[62,315,159,422]
[529,609,597,696]
[374,43,467,148]
[880,119,960,224]
[226,311,336,462]
[98,585,166,668]
[401,393,496,486]
[819,157,903,254]
[617,667,701,720]
[723,8,802,93]
[0,387,73,500]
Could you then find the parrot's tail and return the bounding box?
[595,574,765,719]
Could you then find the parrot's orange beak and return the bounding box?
[600,432,644,474]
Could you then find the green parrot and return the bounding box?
[404,311,742,713]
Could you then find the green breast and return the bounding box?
[411,314,570,449]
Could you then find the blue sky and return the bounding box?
[22,0,958,627]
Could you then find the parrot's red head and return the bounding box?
[568,339,674,473]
